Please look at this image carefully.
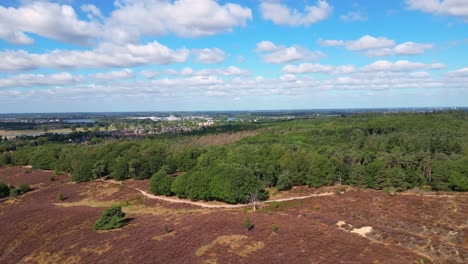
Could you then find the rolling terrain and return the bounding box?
[0,167,466,263]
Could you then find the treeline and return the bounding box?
[0,112,467,204]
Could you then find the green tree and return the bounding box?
[149,170,174,196]
[0,182,9,198]
[93,205,127,230]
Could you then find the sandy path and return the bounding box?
[100,179,333,208]
[135,187,333,209]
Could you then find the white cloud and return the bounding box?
[320,35,395,50]
[406,0,468,21]
[340,11,367,22]
[282,63,355,74]
[320,35,433,57]
[318,39,345,47]
[363,60,446,71]
[140,70,160,79]
[394,42,433,55]
[255,41,280,52]
[0,2,100,45]
[260,0,332,26]
[105,0,252,42]
[0,72,83,89]
[81,4,105,21]
[89,69,135,81]
[256,41,325,64]
[0,41,189,71]
[146,66,250,78]
[194,48,226,64]
[197,66,250,76]
[346,35,396,51]
[283,60,445,75]
[0,28,34,45]
[446,67,468,77]
[366,48,395,57]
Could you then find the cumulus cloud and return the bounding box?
[260,0,332,26]
[81,4,105,21]
[340,11,368,22]
[255,41,280,52]
[320,35,433,57]
[0,41,189,71]
[446,67,468,77]
[346,35,395,51]
[0,0,252,46]
[0,72,83,89]
[0,2,100,45]
[406,0,468,21]
[105,0,252,42]
[363,60,445,71]
[194,48,227,64]
[394,42,433,55]
[283,60,445,75]
[256,41,325,64]
[282,63,356,74]
[143,66,250,78]
[89,69,135,81]
[140,70,160,79]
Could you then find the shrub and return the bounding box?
[50,175,56,182]
[18,184,31,194]
[57,193,65,202]
[9,187,19,197]
[243,216,253,231]
[0,182,9,198]
[164,224,171,234]
[93,205,127,230]
[149,170,174,196]
[271,224,278,233]
[276,173,293,191]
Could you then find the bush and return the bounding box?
[243,216,253,230]
[18,184,31,194]
[271,224,278,233]
[276,173,293,191]
[57,193,65,202]
[93,205,127,230]
[149,170,174,196]
[164,224,171,234]
[0,182,9,198]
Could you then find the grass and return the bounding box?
[81,242,112,255]
[152,231,176,241]
[195,235,264,258]
[23,251,81,264]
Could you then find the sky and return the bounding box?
[0,0,467,113]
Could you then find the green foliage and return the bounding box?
[93,205,127,231]
[2,111,468,201]
[149,170,174,196]
[57,193,65,201]
[18,184,31,194]
[271,224,278,233]
[164,224,171,234]
[243,216,252,230]
[71,152,96,182]
[276,173,293,191]
[0,181,9,198]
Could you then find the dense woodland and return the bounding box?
[1,111,467,203]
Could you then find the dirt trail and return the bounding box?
[102,179,333,208]
[137,189,333,208]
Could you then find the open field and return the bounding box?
[0,167,466,263]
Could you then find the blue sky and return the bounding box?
[0,0,467,113]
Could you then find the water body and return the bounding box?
[63,119,95,123]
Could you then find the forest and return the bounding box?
[1,111,467,204]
